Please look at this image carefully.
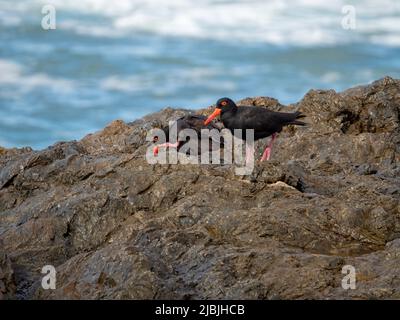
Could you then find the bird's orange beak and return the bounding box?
[204,108,221,125]
[153,146,159,156]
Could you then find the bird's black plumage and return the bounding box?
[210,97,305,140]
[204,97,307,161]
[154,114,223,154]
[159,114,221,142]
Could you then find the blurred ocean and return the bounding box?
[0,0,399,149]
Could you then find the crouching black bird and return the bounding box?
[153,114,223,156]
[204,97,306,161]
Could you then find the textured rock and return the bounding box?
[0,248,15,300]
[0,77,399,299]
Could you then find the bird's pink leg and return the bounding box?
[245,142,254,164]
[153,142,180,155]
[260,133,277,161]
[157,142,180,149]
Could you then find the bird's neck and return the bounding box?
[221,107,237,126]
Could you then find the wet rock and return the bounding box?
[0,77,399,299]
[0,248,15,300]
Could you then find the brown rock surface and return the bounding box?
[0,248,15,299]
[0,77,399,299]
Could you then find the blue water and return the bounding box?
[0,0,399,149]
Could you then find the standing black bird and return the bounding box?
[153,114,223,156]
[204,97,306,161]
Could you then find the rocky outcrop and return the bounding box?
[0,77,399,299]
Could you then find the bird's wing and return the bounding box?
[183,114,222,131]
[235,106,300,132]
[181,114,223,146]
[185,114,207,121]
[234,107,277,131]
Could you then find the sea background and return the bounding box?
[0,0,399,150]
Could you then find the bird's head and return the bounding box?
[204,97,237,125]
[152,126,169,143]
[152,126,169,156]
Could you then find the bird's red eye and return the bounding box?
[221,101,227,106]
[153,136,159,142]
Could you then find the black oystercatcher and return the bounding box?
[204,97,306,161]
[153,114,223,156]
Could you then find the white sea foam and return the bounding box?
[0,12,21,27]
[0,59,75,94]
[2,0,400,46]
[100,67,236,95]
[101,75,152,93]
[321,71,341,83]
